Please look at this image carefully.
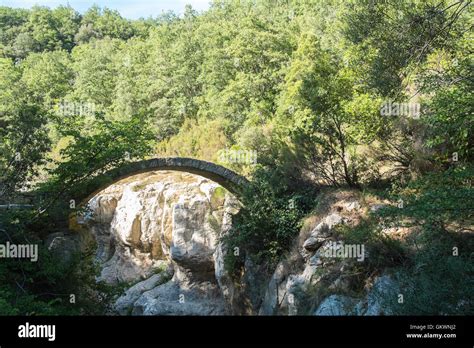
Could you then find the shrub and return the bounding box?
[223,166,316,274]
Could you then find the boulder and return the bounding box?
[132,278,227,316]
[114,269,173,315]
[82,171,236,284]
[302,236,324,251]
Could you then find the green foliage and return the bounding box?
[0,0,472,315]
[20,50,73,106]
[41,112,155,214]
[223,166,316,273]
[70,38,121,111]
[334,218,407,279]
[0,5,136,59]
[372,166,474,314]
[0,209,112,315]
[390,224,473,315]
[0,57,51,197]
[378,164,474,224]
[342,0,468,96]
[423,82,473,164]
[275,33,383,187]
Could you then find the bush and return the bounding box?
[0,208,114,315]
[372,165,474,314]
[389,225,474,315]
[223,166,316,274]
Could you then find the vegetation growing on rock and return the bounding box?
[0,0,472,315]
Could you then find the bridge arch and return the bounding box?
[76,157,249,204]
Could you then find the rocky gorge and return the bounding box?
[62,172,400,316]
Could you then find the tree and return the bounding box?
[80,6,135,42]
[52,5,81,51]
[275,33,383,187]
[0,58,50,198]
[69,38,121,112]
[0,7,29,59]
[20,50,73,106]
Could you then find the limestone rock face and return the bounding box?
[314,295,356,315]
[359,275,398,316]
[257,190,405,316]
[132,278,227,315]
[79,170,240,315]
[314,275,398,316]
[114,270,173,315]
[259,191,379,316]
[79,180,402,316]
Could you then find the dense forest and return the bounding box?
[0,0,472,315]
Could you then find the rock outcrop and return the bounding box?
[259,191,401,316]
[314,295,357,315]
[78,170,240,315]
[78,181,401,316]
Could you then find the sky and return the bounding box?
[0,0,211,19]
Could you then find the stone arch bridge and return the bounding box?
[77,157,249,204]
[2,158,249,211]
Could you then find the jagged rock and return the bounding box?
[213,238,233,310]
[87,194,119,224]
[114,269,173,315]
[241,256,268,312]
[314,275,399,316]
[132,278,226,315]
[308,213,344,240]
[100,248,168,284]
[314,295,356,316]
[79,170,240,315]
[81,171,237,284]
[213,195,245,313]
[258,262,287,315]
[282,274,308,315]
[260,211,350,315]
[302,213,345,259]
[302,236,324,251]
[170,198,217,280]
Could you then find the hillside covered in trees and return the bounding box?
[0,0,472,315]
